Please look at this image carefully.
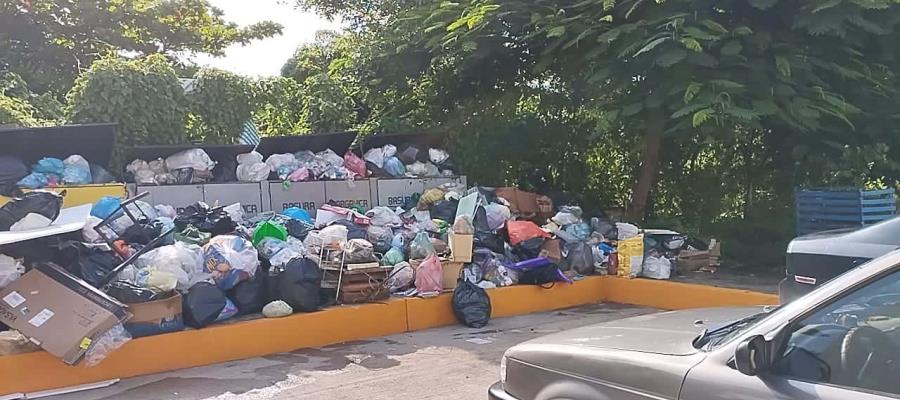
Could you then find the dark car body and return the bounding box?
[781,217,900,303]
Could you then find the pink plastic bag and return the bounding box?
[288,167,310,182]
[415,254,443,294]
[344,151,368,177]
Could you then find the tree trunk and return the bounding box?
[627,124,663,221]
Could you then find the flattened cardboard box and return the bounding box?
[0,263,129,365]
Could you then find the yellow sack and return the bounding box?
[617,234,644,278]
[417,188,446,210]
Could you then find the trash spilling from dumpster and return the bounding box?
[0,133,719,369]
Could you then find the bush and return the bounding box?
[65,55,188,166]
[186,68,256,143]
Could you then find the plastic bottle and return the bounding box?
[607,250,619,276]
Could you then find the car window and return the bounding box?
[774,270,900,395]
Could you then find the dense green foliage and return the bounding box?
[65,55,189,164]
[186,68,255,143]
[291,0,900,266]
[0,0,282,95]
[0,72,63,126]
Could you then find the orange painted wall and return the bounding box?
[0,276,777,395]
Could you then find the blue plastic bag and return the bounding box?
[564,222,592,242]
[16,172,48,189]
[384,157,406,177]
[91,196,122,219]
[33,158,64,177]
[62,155,92,185]
[282,207,313,224]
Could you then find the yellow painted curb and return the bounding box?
[600,276,779,309]
[0,276,777,395]
[0,300,408,394]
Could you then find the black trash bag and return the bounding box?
[452,280,492,328]
[473,206,504,253]
[121,223,162,247]
[175,202,236,236]
[397,144,423,164]
[285,219,313,240]
[0,191,63,231]
[76,249,121,288]
[329,219,367,240]
[183,282,228,328]
[0,156,28,196]
[107,281,161,303]
[212,157,238,183]
[564,241,594,275]
[274,258,322,312]
[90,163,117,184]
[430,199,458,223]
[434,158,457,175]
[518,264,563,286]
[227,270,267,315]
[365,161,386,177]
[513,237,545,260]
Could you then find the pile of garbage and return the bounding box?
[235,148,365,182]
[127,149,217,185]
[0,181,707,366]
[363,144,456,178]
[0,154,116,191]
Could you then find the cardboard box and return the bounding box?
[495,187,551,218]
[449,232,474,263]
[539,238,562,264]
[0,263,129,364]
[677,239,722,272]
[442,261,465,291]
[125,293,184,338]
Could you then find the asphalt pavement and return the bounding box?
[49,303,653,400]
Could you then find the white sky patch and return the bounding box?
[193,0,344,77]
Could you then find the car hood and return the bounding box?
[503,307,766,400]
[513,306,763,356]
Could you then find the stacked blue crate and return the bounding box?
[795,188,896,235]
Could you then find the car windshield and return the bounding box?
[693,308,777,350]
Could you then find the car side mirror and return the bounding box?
[734,335,771,376]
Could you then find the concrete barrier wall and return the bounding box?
[0,276,778,395]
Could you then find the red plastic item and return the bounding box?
[506,220,550,246]
[344,151,368,177]
[607,251,619,276]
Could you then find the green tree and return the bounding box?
[186,68,255,143]
[0,71,63,126]
[380,0,900,218]
[254,77,306,136]
[65,55,189,165]
[1,0,282,94]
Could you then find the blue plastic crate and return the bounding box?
[795,187,896,235]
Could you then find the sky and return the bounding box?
[192,0,344,77]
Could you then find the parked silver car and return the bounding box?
[490,250,900,399]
